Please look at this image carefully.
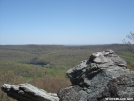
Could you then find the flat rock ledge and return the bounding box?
[1,83,59,101]
[1,50,134,101]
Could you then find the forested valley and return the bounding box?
[0,44,134,101]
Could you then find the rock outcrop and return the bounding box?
[1,83,59,101]
[58,50,134,101]
[1,50,134,101]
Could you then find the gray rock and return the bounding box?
[1,83,59,101]
[58,50,134,101]
[57,85,86,101]
[66,50,127,86]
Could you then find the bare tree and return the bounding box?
[123,31,134,53]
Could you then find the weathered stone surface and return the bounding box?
[66,50,127,86]
[58,50,134,101]
[1,83,59,101]
[57,85,87,101]
[1,50,134,101]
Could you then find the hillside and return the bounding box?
[0,44,134,101]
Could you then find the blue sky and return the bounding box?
[0,0,134,45]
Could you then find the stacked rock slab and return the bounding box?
[1,83,59,101]
[58,50,134,101]
[1,50,134,101]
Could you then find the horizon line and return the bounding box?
[0,43,126,46]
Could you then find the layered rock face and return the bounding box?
[58,50,134,101]
[1,83,59,101]
[1,50,134,101]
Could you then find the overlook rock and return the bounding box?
[58,50,134,101]
[1,83,59,101]
[1,50,134,101]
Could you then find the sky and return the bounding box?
[0,0,134,45]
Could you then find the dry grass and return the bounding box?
[0,71,23,101]
[0,71,71,101]
[30,76,71,93]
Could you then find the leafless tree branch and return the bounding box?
[123,31,134,53]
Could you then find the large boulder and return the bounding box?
[1,50,134,101]
[57,50,134,101]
